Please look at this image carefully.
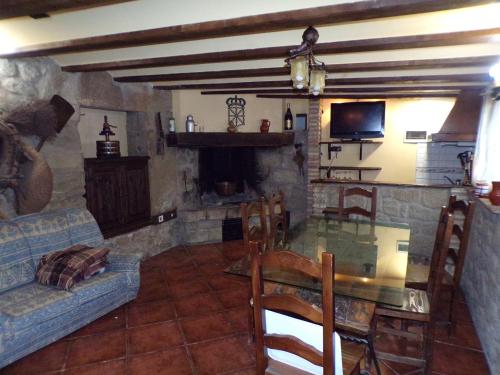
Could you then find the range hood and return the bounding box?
[431,89,483,142]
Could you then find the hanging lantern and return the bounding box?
[286,26,327,95]
[310,69,326,96]
[290,56,309,89]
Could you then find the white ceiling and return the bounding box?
[0,0,499,91]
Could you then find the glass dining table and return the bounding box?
[225,216,411,307]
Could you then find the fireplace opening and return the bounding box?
[198,147,263,199]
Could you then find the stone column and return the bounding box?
[306,99,321,216]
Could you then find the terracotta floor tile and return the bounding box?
[192,251,227,265]
[189,336,254,375]
[167,278,210,299]
[127,300,176,327]
[197,260,230,276]
[68,307,125,338]
[225,307,250,333]
[207,274,249,291]
[63,359,126,375]
[140,268,166,286]
[3,340,68,374]
[135,281,170,303]
[164,264,198,284]
[432,342,489,375]
[128,348,193,375]
[434,323,483,351]
[180,312,235,343]
[217,288,249,309]
[226,367,257,375]
[174,293,223,318]
[188,243,220,256]
[66,330,126,368]
[128,321,183,354]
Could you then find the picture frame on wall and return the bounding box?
[295,113,307,131]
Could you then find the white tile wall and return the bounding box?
[415,143,475,185]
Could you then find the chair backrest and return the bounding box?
[426,210,454,317]
[447,196,475,291]
[268,191,288,250]
[241,197,268,248]
[338,186,377,222]
[250,241,335,374]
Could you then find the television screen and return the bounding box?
[330,101,385,139]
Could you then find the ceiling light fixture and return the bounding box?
[285,26,326,96]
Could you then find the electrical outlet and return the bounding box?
[153,208,177,225]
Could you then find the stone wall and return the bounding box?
[0,57,180,257]
[311,182,453,256]
[462,199,500,373]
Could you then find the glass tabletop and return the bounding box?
[226,216,410,306]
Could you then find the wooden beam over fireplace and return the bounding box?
[2,0,492,58]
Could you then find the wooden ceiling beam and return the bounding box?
[2,0,493,57]
[154,74,491,90]
[199,85,484,95]
[63,27,500,72]
[0,0,131,20]
[113,55,498,82]
[256,93,459,99]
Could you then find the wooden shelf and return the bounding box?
[320,140,382,160]
[319,166,382,180]
[167,132,294,148]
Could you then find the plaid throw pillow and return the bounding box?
[36,244,109,290]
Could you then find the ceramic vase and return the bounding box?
[490,181,500,205]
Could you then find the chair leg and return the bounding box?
[448,289,458,338]
[247,286,255,343]
[423,322,435,375]
[367,332,382,375]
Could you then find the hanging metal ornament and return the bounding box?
[226,95,246,129]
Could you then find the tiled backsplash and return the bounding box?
[415,143,475,185]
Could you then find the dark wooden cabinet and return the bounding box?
[84,156,151,237]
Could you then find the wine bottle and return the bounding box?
[284,103,293,131]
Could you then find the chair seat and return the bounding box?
[263,281,375,336]
[266,340,364,375]
[405,263,453,290]
[376,288,430,319]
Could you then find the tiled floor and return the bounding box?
[4,241,490,375]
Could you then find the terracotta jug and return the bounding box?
[260,119,270,133]
[490,181,500,205]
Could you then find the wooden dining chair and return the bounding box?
[405,196,475,336]
[374,209,454,374]
[241,197,268,249]
[338,187,377,222]
[250,241,366,374]
[267,191,288,251]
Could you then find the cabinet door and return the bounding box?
[124,161,150,223]
[85,163,124,233]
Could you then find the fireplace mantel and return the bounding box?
[167,132,294,148]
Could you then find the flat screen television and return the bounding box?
[330,101,385,140]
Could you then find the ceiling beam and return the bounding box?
[256,93,459,99]
[63,27,500,72]
[2,0,493,58]
[113,55,498,82]
[0,0,131,20]
[153,74,491,90]
[199,85,484,95]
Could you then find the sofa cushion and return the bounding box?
[0,283,77,332]
[64,208,104,247]
[13,211,72,264]
[0,222,36,293]
[71,271,127,304]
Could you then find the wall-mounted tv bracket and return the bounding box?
[327,144,342,160]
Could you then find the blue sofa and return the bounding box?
[0,208,141,368]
